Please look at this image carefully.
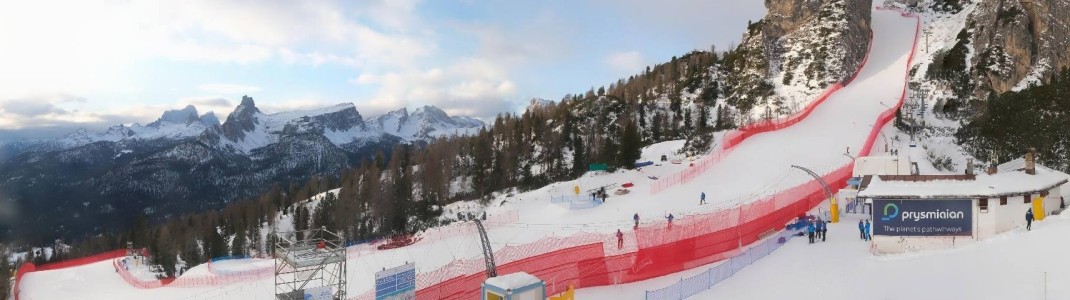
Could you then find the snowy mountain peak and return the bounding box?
[149,105,200,127]
[199,112,221,127]
[368,105,484,141]
[411,105,450,122]
[222,96,264,142]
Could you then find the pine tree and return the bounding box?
[619,118,643,168]
[0,248,11,297]
[572,136,586,176]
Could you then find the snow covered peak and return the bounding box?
[149,105,200,127]
[368,105,485,141]
[411,105,450,122]
[221,101,369,153]
[200,112,221,127]
[222,96,264,142]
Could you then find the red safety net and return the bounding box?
[391,164,852,300]
[112,257,273,289]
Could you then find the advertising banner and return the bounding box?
[872,199,972,236]
[376,262,416,300]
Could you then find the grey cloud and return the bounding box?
[0,100,65,117]
[186,97,234,108]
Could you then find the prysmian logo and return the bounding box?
[900,209,965,222]
[881,203,899,221]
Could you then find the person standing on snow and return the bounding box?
[807,221,816,244]
[858,220,865,240]
[700,192,707,205]
[616,229,624,249]
[666,213,675,230]
[816,218,826,242]
[633,213,640,229]
[1026,209,1035,231]
[864,219,872,241]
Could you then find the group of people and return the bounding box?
[806,218,828,244]
[858,219,871,241]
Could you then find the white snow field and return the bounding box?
[18,8,939,300]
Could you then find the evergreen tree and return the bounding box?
[0,248,11,298]
[153,227,177,277]
[572,136,586,176]
[619,118,643,168]
[207,224,227,259]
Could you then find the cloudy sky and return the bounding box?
[0,0,765,140]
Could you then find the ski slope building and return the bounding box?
[856,150,1068,254]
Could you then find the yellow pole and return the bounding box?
[830,197,840,223]
[573,185,580,195]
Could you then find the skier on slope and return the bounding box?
[634,213,640,229]
[665,213,675,230]
[700,192,707,205]
[616,229,624,249]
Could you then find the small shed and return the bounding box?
[482,272,546,300]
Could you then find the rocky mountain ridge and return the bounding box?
[0,96,485,240]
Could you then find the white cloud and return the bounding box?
[0,0,433,99]
[197,84,263,95]
[351,58,516,119]
[605,51,647,73]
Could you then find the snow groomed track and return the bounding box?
[15,7,919,300]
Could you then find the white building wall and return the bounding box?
[985,195,1032,239]
[1043,186,1063,215]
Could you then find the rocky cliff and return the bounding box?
[970,0,1070,95]
[726,0,873,119]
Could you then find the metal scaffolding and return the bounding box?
[273,227,347,300]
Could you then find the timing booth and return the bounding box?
[482,272,546,300]
[856,152,1067,254]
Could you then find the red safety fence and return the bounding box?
[113,257,273,289]
[383,163,852,300]
[649,146,735,194]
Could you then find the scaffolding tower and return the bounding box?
[274,227,347,300]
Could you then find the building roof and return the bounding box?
[857,164,1067,199]
[998,158,1070,178]
[484,272,542,290]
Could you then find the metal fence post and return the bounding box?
[677,277,684,300]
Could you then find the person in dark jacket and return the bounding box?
[858,220,865,240]
[816,218,827,242]
[700,192,707,205]
[864,220,872,241]
[1026,209,1035,231]
[616,229,624,249]
[633,213,640,229]
[666,213,675,229]
[807,221,816,244]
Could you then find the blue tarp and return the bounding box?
[634,161,655,168]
